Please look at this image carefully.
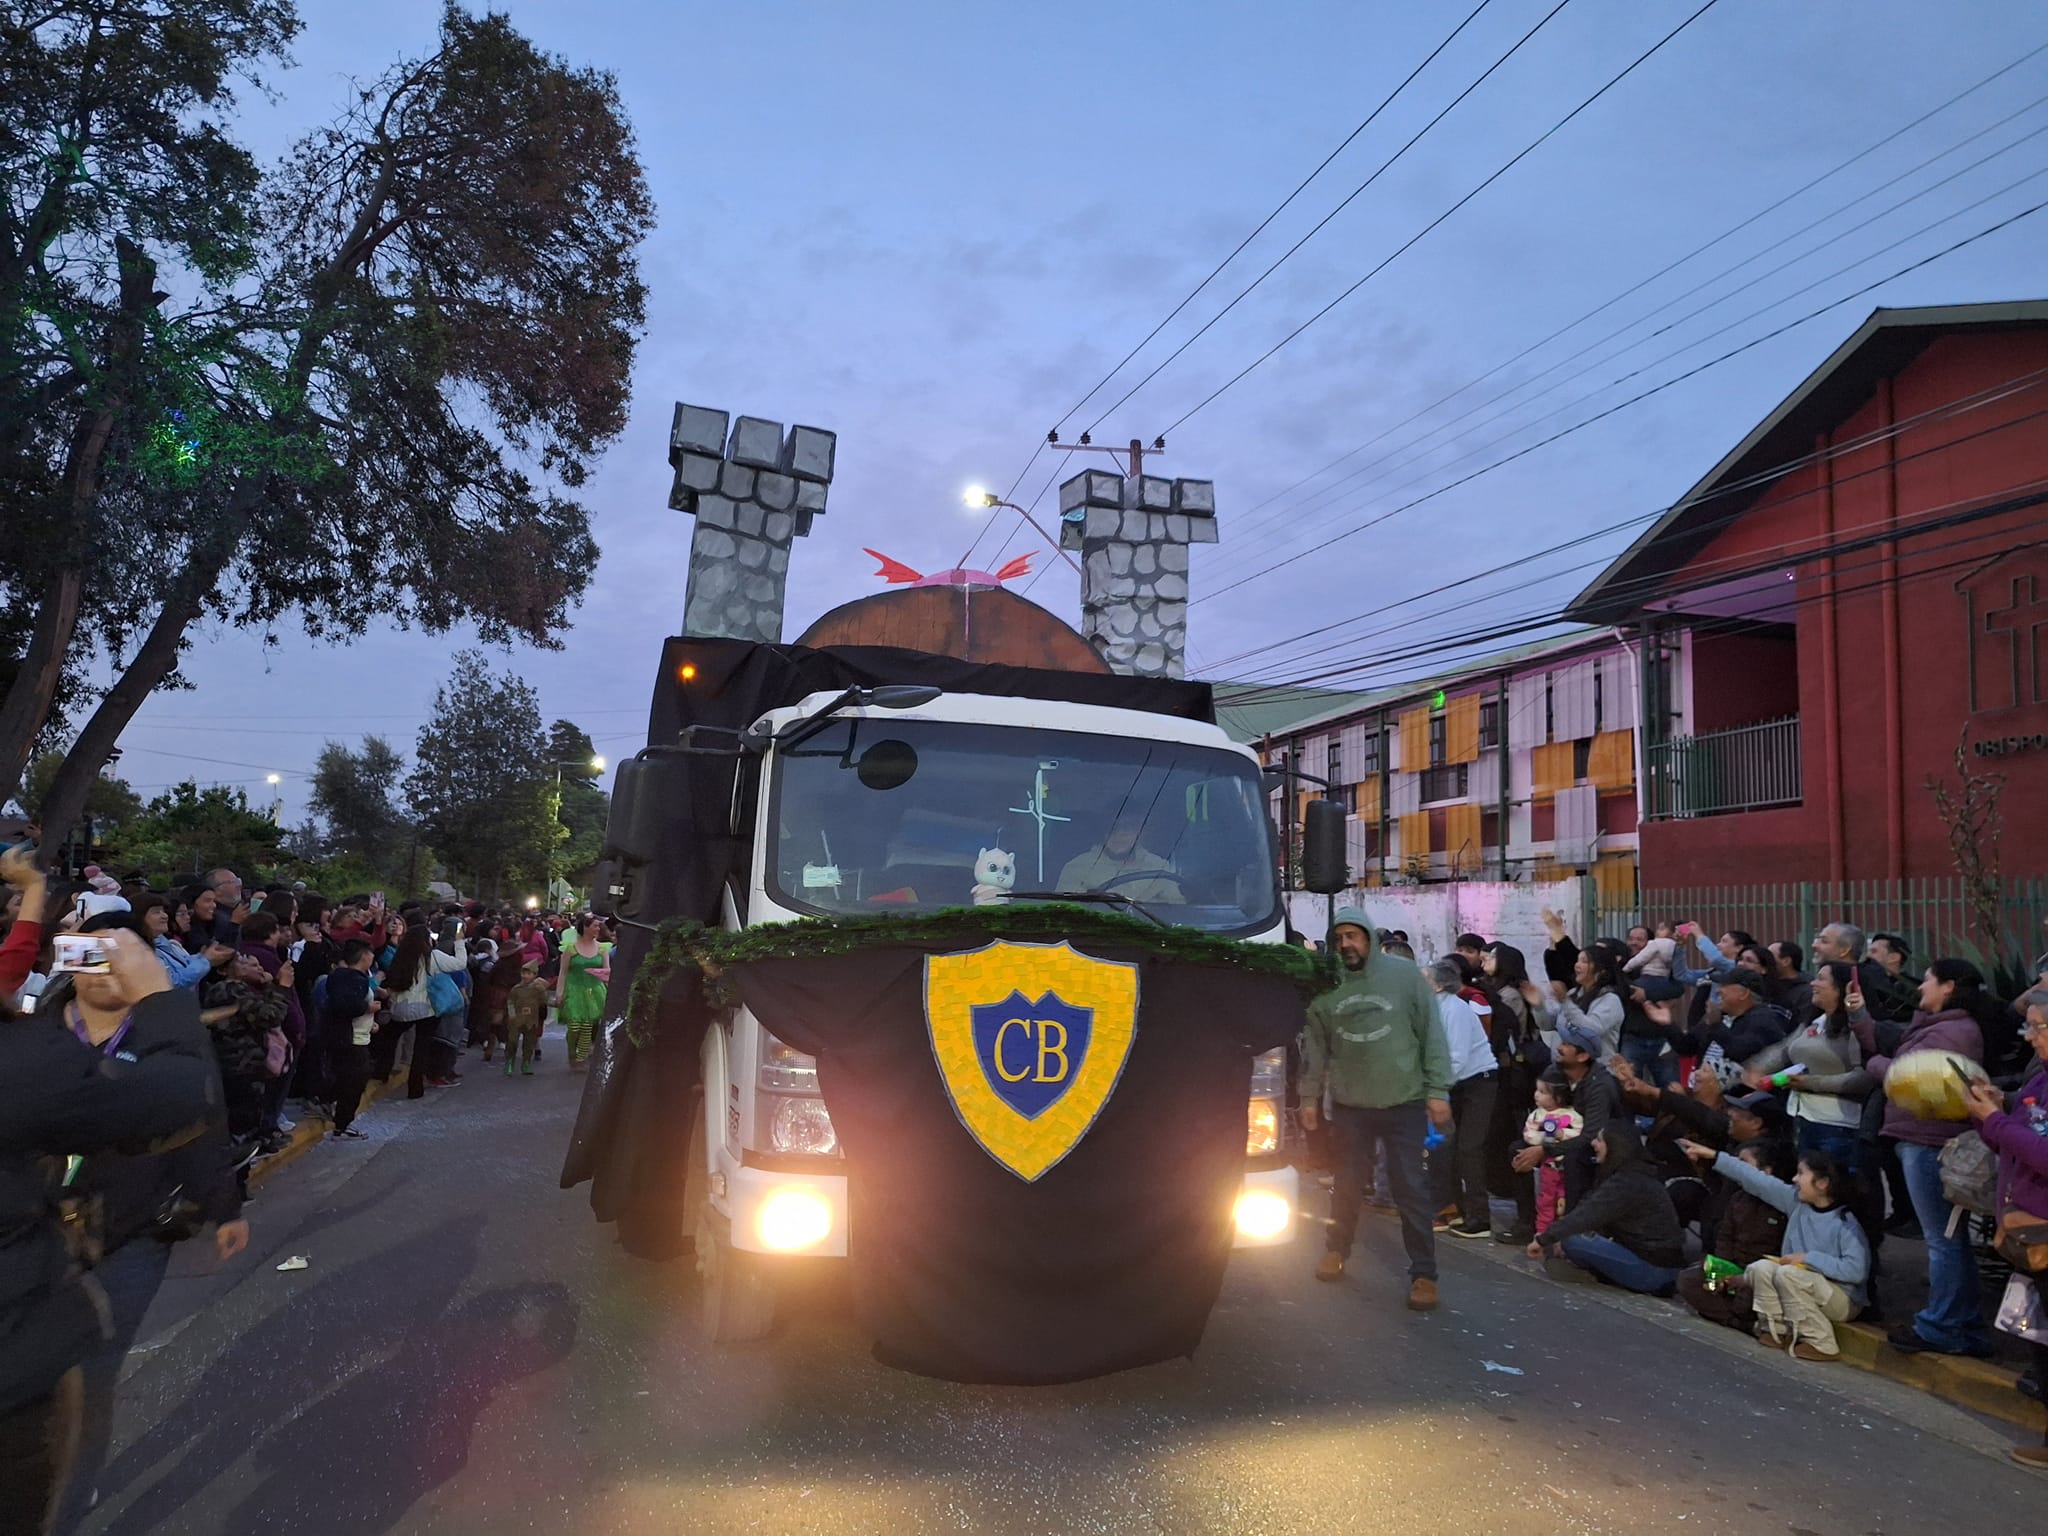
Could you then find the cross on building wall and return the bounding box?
[1983,571,2048,711]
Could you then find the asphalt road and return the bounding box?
[85,1029,2042,1536]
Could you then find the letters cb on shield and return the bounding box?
[924,940,1138,1182]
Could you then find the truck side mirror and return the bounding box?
[601,758,654,865]
[1300,798,1349,894]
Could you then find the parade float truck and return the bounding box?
[562,582,1343,1384]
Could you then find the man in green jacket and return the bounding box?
[1298,908,1452,1310]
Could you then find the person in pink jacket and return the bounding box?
[1966,994,2048,1471]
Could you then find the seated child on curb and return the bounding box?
[1678,1139,1869,1358]
[1673,1138,1791,1333]
[504,959,550,1077]
[1523,1071,1584,1234]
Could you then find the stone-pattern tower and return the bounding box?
[1058,469,1217,679]
[668,402,836,642]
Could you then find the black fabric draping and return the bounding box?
[725,941,1300,1384]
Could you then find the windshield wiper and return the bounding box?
[1002,890,1169,927]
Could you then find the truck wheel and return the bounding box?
[695,1203,776,1343]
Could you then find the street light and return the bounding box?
[960,486,1081,574]
[525,895,539,910]
[265,773,282,825]
[543,754,606,908]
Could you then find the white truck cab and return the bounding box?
[689,688,1300,1339]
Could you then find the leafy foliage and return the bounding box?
[14,748,141,827]
[404,647,551,899]
[106,778,284,884]
[1,3,652,853]
[629,907,1336,1042]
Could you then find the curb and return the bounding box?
[1835,1319,2037,1430]
[247,1071,400,1191]
[1443,1217,2039,1434]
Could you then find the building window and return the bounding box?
[1360,728,1382,776]
[1573,738,1592,780]
[1428,712,1447,767]
[1594,666,1605,732]
[1327,742,1342,787]
[1478,697,1501,750]
[1419,763,1468,804]
[1544,675,1555,741]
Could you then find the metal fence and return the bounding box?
[1645,716,1801,820]
[1593,875,2048,972]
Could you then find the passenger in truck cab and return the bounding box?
[1055,803,1183,904]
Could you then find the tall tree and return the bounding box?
[0,0,300,803]
[405,649,551,899]
[308,733,409,870]
[20,4,652,850]
[545,716,608,888]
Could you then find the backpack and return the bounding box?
[1939,1129,1998,1218]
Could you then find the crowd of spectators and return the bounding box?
[1303,905,2048,1473]
[0,842,614,1531]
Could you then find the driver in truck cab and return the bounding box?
[1056,803,1182,903]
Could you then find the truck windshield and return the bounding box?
[765,718,1279,934]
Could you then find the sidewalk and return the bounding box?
[1442,1215,2041,1432]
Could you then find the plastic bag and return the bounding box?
[1994,1273,2048,1344]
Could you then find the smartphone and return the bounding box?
[52,933,112,974]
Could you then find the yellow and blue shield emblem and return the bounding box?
[924,941,1139,1182]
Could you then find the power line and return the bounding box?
[1226,125,2048,573]
[1076,0,1569,437]
[1224,82,2048,563]
[1222,479,2048,700]
[1046,0,1498,438]
[1195,193,2048,607]
[1151,0,1727,438]
[1227,38,2048,533]
[1206,378,2048,685]
[1237,509,2041,705]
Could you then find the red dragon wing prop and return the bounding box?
[993,554,1034,582]
[863,548,923,585]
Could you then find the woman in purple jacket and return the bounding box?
[1966,995,2048,1470]
[1857,958,1999,1358]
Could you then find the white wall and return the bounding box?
[1288,878,1583,969]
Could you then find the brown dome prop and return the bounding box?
[795,586,1111,672]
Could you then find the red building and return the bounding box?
[1571,301,2048,887]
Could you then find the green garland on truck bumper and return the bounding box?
[627,904,1333,1038]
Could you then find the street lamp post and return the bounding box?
[545,754,606,909]
[961,486,1082,574]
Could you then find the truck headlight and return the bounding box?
[1234,1188,1291,1240]
[770,1095,839,1156]
[756,1186,833,1251]
[1247,1095,1280,1156]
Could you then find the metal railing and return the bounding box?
[1594,876,2048,976]
[1645,716,1800,820]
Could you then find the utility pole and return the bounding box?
[1045,430,1165,479]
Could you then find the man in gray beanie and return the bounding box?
[1298,907,1452,1310]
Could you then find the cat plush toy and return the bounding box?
[971,846,1015,906]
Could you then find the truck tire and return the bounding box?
[695,1203,776,1343]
